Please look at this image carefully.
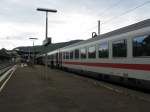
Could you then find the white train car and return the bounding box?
[47,19,150,90]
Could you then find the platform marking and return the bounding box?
[0,65,17,93]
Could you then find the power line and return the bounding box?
[80,0,150,39]
[82,0,150,36]
[102,0,150,25]
[97,0,122,17]
[81,0,123,34]
[76,0,123,37]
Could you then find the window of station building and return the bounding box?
[98,42,109,58]
[133,35,150,57]
[88,46,96,59]
[112,39,127,57]
[70,51,74,59]
[75,49,79,59]
[80,48,87,59]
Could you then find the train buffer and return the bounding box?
[0,65,150,112]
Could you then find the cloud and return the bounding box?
[0,0,150,50]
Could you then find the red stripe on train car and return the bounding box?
[63,61,150,71]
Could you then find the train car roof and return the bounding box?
[62,18,150,49]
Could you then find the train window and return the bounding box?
[75,49,79,59]
[112,39,127,57]
[80,48,87,59]
[66,52,69,59]
[88,46,96,59]
[98,42,109,58]
[133,35,150,57]
[70,51,73,59]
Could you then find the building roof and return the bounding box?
[14,40,83,55]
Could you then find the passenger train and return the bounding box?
[40,19,150,91]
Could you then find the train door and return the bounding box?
[59,52,63,68]
[50,55,54,68]
[56,53,59,68]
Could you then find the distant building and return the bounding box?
[14,40,83,63]
[0,48,10,61]
[0,48,20,63]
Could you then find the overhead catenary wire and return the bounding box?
[80,0,150,39]
[101,0,150,25]
[80,0,123,35]
[96,0,122,17]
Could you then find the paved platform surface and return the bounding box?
[0,65,150,112]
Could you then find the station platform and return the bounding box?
[0,65,150,112]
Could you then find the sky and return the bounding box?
[0,0,150,50]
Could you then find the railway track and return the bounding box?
[0,65,17,92]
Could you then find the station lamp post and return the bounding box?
[29,37,38,65]
[36,8,57,40]
[36,8,57,79]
